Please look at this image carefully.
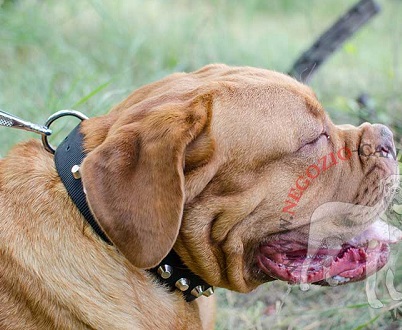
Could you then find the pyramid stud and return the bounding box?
[202,287,215,297]
[175,278,189,291]
[71,165,81,179]
[191,285,204,298]
[157,265,173,279]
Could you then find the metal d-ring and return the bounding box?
[42,110,88,154]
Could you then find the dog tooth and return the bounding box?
[299,283,310,291]
[332,275,350,284]
[368,239,378,249]
[327,277,339,286]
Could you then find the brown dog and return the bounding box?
[0,64,400,329]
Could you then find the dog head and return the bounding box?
[80,64,401,292]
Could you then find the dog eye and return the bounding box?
[297,132,329,152]
[307,132,329,145]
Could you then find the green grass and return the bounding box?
[1,1,402,329]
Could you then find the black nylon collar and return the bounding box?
[54,125,111,244]
[54,124,214,302]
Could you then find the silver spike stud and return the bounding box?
[191,285,204,298]
[175,278,190,291]
[157,265,173,279]
[71,165,81,179]
[202,286,215,297]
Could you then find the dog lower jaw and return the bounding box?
[255,220,402,286]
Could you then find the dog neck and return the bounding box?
[54,124,214,302]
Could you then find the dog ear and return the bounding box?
[81,95,213,269]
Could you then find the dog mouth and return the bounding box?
[257,220,402,285]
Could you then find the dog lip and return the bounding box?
[348,220,402,245]
[257,241,390,285]
[256,221,401,285]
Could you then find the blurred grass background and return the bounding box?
[0,0,401,329]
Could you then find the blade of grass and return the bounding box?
[72,81,111,108]
[352,315,380,330]
[347,302,372,309]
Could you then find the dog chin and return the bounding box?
[255,220,402,286]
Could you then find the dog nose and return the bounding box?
[359,123,396,160]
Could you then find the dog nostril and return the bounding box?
[381,145,390,154]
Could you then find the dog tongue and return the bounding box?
[348,220,402,245]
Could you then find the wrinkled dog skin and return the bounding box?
[0,64,400,329]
